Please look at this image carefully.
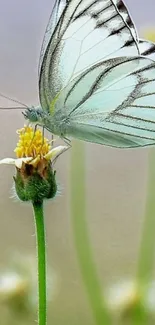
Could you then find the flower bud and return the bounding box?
[14,158,57,203]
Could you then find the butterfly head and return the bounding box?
[23,107,45,125]
[23,106,65,137]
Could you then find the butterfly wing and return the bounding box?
[39,0,140,111]
[39,0,67,75]
[54,56,155,147]
[139,38,155,61]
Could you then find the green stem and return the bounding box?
[33,201,47,325]
[137,150,155,283]
[71,141,111,325]
[133,150,155,324]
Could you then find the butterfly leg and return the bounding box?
[41,126,45,145]
[63,136,72,148]
[51,133,54,147]
[41,126,55,151]
[28,124,43,156]
[51,136,71,166]
[30,124,38,145]
[52,144,70,165]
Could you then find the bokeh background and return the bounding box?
[0,0,155,324]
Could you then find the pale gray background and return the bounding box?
[0,1,155,324]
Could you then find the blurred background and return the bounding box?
[0,0,155,324]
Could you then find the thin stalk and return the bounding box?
[70,141,111,325]
[137,150,155,283]
[133,150,155,324]
[33,201,47,325]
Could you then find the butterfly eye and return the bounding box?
[22,108,39,123]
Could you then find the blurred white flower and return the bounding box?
[0,272,28,301]
[0,254,57,324]
[106,278,155,320]
[106,279,139,314]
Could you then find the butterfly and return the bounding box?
[23,0,155,148]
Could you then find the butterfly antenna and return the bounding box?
[0,106,26,110]
[0,92,28,109]
[51,134,54,146]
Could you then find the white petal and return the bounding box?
[15,157,33,168]
[45,145,69,161]
[0,158,16,165]
[0,157,34,168]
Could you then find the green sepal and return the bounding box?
[14,161,57,204]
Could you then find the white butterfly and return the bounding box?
[24,0,155,148]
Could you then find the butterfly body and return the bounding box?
[24,106,69,138]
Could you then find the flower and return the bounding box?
[0,126,68,202]
[0,254,57,322]
[0,126,68,168]
[106,279,155,321]
[106,279,140,315]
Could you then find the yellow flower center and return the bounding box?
[14,126,51,158]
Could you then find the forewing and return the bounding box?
[39,0,139,111]
[39,0,67,74]
[55,56,155,147]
